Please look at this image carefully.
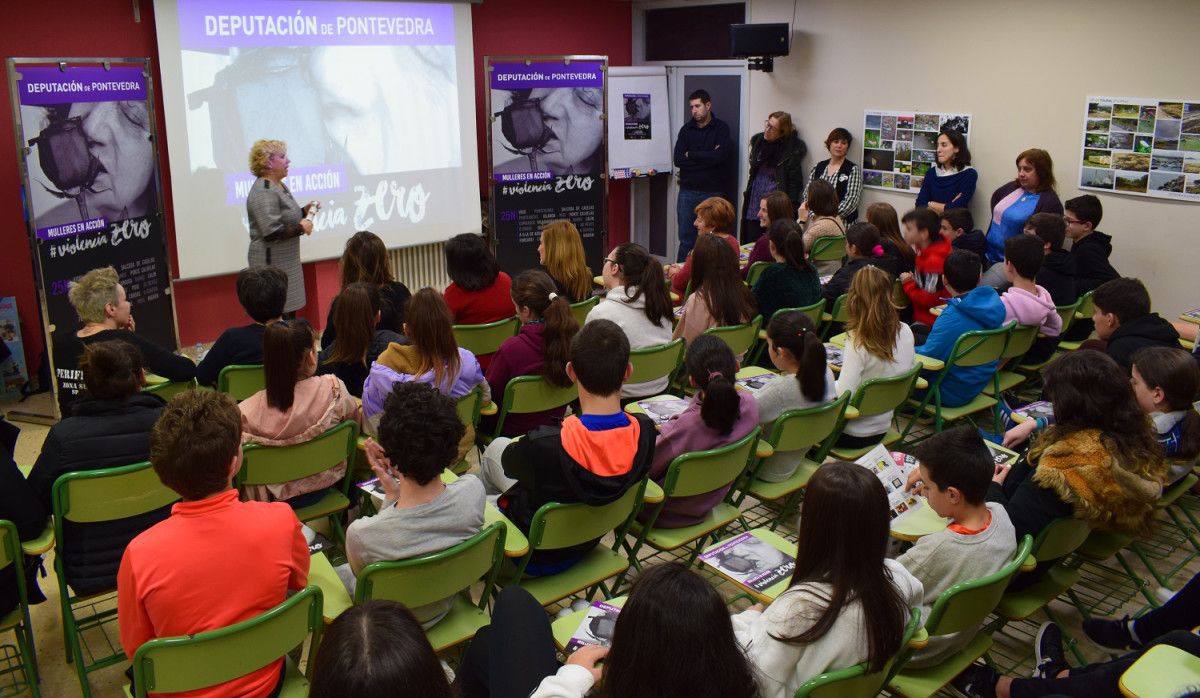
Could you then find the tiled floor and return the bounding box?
[4,395,1198,697]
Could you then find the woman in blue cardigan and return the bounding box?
[915,127,976,213]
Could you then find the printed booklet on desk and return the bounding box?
[301,523,336,556]
[1013,400,1055,425]
[825,345,843,369]
[854,445,925,522]
[565,601,622,653]
[986,441,1020,469]
[358,476,387,503]
[700,531,796,594]
[735,372,779,395]
[636,398,690,427]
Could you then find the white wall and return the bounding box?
[747,0,1200,316]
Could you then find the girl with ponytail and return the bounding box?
[751,219,821,323]
[642,335,759,528]
[484,269,581,436]
[588,243,674,398]
[754,311,837,482]
[820,221,901,310]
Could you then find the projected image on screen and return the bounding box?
[155,0,480,281]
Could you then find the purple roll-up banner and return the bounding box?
[16,66,146,105]
[176,0,454,49]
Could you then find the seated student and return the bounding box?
[1065,194,1118,296]
[118,390,309,698]
[196,266,286,387]
[867,202,917,276]
[317,282,406,397]
[55,266,196,415]
[1022,212,1076,307]
[752,219,821,323]
[1084,568,1200,653]
[442,233,514,370]
[673,234,758,348]
[321,231,411,351]
[940,208,987,272]
[345,382,484,627]
[755,312,836,482]
[239,320,361,506]
[1130,347,1200,483]
[536,220,593,303]
[915,249,1007,407]
[898,208,953,328]
[1,417,47,617]
[586,243,674,399]
[820,221,899,311]
[835,266,917,449]
[310,601,455,698]
[731,461,922,698]
[28,342,169,595]
[744,190,796,273]
[483,270,579,437]
[457,564,759,698]
[898,426,1017,668]
[797,179,848,277]
[363,288,488,461]
[478,320,655,572]
[999,234,1062,339]
[667,196,741,297]
[646,335,759,526]
[1090,277,1180,371]
[988,351,1163,564]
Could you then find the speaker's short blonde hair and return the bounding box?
[68,267,121,324]
[248,139,286,177]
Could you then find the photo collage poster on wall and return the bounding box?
[861,110,971,193]
[1079,97,1200,202]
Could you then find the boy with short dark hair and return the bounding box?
[195,266,288,386]
[1022,212,1076,307]
[479,319,656,572]
[900,425,1016,667]
[1065,195,1118,296]
[118,390,308,698]
[900,208,953,326]
[1000,235,1062,339]
[940,208,987,271]
[915,249,1007,407]
[1091,277,1180,371]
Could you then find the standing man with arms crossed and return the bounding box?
[674,89,734,262]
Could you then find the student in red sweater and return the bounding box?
[118,390,308,698]
[443,233,514,370]
[899,207,953,335]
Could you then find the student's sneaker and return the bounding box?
[1033,622,1068,679]
[950,663,997,698]
[1082,615,1139,651]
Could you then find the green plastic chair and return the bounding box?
[143,378,197,401]
[452,385,487,474]
[829,362,923,460]
[983,323,1039,397]
[238,420,358,542]
[626,427,762,566]
[809,234,847,264]
[745,261,771,287]
[1056,290,1095,352]
[703,315,764,359]
[795,608,923,698]
[505,480,648,606]
[1018,298,1081,374]
[626,339,685,393]
[479,374,579,445]
[52,461,182,698]
[1119,642,1200,698]
[749,302,825,365]
[217,364,265,402]
[569,296,599,325]
[891,279,911,310]
[886,536,1034,698]
[736,393,851,530]
[355,521,507,651]
[453,317,519,359]
[899,323,1013,443]
[124,586,323,698]
[0,520,40,698]
[820,293,849,337]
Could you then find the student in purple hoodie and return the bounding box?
[1000,236,1062,366]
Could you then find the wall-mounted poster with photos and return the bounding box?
[1079,96,1200,202]
[861,110,971,193]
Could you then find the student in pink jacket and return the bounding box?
[999,235,1062,337]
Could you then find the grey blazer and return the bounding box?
[246,177,307,312]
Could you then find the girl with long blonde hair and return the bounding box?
[538,220,593,302]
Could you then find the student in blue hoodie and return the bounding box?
[915,249,1007,408]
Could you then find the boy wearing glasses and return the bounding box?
[1062,195,1119,341]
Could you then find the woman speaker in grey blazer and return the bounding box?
[246,139,317,314]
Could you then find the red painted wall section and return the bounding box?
[0,0,633,367]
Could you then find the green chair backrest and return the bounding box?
[456,384,485,429]
[945,324,1011,369]
[130,586,324,697]
[628,339,685,385]
[810,235,847,262]
[1031,516,1091,563]
[795,608,922,698]
[52,461,181,528]
[453,317,520,358]
[891,279,910,309]
[0,520,22,589]
[1055,298,1081,336]
[704,315,764,357]
[528,480,647,550]
[493,375,579,436]
[1002,323,1040,360]
[746,261,771,287]
[238,420,358,488]
[569,296,599,325]
[852,362,923,419]
[1076,290,1095,318]
[143,379,196,401]
[356,521,507,608]
[796,298,826,328]
[217,364,265,402]
[829,294,849,324]
[922,535,1034,637]
[767,392,850,459]
[663,427,761,498]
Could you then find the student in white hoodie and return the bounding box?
[586,243,675,398]
[731,461,922,698]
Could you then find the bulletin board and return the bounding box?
[861,109,971,193]
[607,66,672,179]
[1078,96,1200,201]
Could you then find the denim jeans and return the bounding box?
[676,188,723,262]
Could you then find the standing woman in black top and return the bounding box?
[245,139,318,316]
[741,110,806,242]
[321,231,412,350]
[803,127,863,225]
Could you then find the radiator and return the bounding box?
[389,241,448,292]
